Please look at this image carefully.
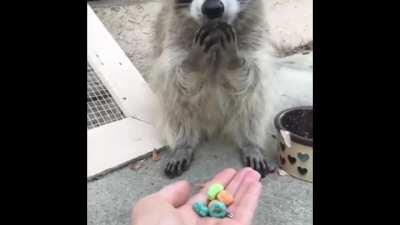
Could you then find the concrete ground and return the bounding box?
[88,140,312,225]
[88,1,312,225]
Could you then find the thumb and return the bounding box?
[156,180,192,207]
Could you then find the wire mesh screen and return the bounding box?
[87,63,125,129]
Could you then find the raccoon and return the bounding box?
[148,0,280,178]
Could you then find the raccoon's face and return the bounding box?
[174,0,252,25]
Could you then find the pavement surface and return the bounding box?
[88,140,312,225]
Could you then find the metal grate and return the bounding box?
[87,63,125,129]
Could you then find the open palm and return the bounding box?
[132,167,262,225]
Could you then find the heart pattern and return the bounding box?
[297,152,310,162]
[297,167,308,175]
[280,156,286,165]
[288,155,296,164]
[278,144,311,180]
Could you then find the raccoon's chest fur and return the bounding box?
[187,71,233,137]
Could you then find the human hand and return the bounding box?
[131,167,262,225]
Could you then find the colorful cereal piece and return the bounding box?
[207,183,224,200]
[217,190,234,206]
[208,200,227,218]
[192,202,209,217]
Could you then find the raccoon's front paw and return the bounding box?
[195,22,224,53]
[240,146,275,178]
[217,23,243,69]
[164,147,193,178]
[183,22,223,72]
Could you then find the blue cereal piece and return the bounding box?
[208,200,227,218]
[192,202,209,217]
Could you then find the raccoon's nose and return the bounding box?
[202,0,224,19]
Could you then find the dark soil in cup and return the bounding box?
[281,109,313,140]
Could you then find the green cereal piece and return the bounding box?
[208,200,227,218]
[207,183,224,200]
[192,202,209,217]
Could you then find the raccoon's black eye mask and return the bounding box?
[175,0,193,9]
[175,0,193,3]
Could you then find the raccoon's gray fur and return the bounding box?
[148,0,282,178]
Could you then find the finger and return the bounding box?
[227,24,236,42]
[187,168,237,205]
[204,35,221,52]
[199,24,216,46]
[218,23,232,43]
[196,25,212,45]
[245,157,250,167]
[156,180,192,207]
[225,167,258,197]
[249,158,255,170]
[231,181,262,225]
[199,22,220,45]
[195,26,206,44]
[253,158,260,173]
[228,171,261,211]
[181,159,188,171]
[199,30,211,46]
[220,23,236,42]
[220,37,225,49]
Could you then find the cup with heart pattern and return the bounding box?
[274,106,313,182]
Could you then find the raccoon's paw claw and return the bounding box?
[164,148,193,178]
[244,157,274,178]
[218,22,236,46]
[240,146,274,178]
[194,22,218,45]
[193,22,223,53]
